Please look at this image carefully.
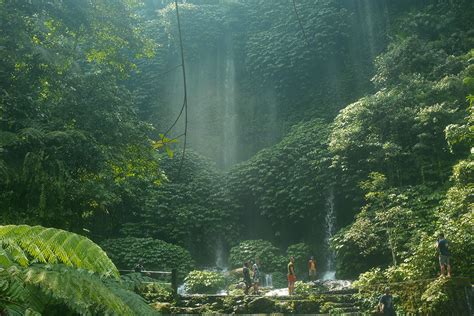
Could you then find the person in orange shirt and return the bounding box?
[287,256,296,295]
[308,256,317,281]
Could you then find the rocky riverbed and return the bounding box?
[153,279,361,314]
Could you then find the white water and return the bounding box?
[265,288,289,297]
[323,188,336,280]
[321,271,336,281]
[177,284,186,295]
[264,274,273,288]
[215,238,226,269]
[221,38,238,168]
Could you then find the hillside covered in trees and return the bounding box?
[1,0,472,314]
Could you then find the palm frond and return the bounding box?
[0,225,119,278]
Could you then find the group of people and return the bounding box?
[242,255,318,296]
[288,255,318,295]
[242,259,261,294]
[376,233,452,315]
[238,233,451,314]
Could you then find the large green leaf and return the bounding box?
[0,225,119,278]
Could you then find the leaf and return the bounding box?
[0,225,119,278]
[165,146,174,158]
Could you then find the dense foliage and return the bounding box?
[228,240,286,273]
[226,120,332,249]
[147,0,388,167]
[331,0,474,281]
[101,237,194,281]
[116,150,238,264]
[0,0,163,236]
[1,0,473,313]
[184,270,226,294]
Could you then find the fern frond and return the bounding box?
[106,280,158,316]
[120,272,156,291]
[0,244,19,267]
[24,264,135,315]
[0,159,8,180]
[18,128,45,142]
[0,266,32,315]
[0,225,119,278]
[0,241,29,267]
[0,130,19,146]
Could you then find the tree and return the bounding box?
[0,0,164,234]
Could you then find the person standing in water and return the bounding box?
[308,256,317,281]
[287,256,296,295]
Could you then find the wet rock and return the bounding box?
[292,299,321,314]
[322,279,353,292]
[247,296,276,313]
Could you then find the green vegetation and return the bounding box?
[229,240,285,272]
[101,237,194,281]
[0,225,155,315]
[1,0,473,314]
[184,270,226,294]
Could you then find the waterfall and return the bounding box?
[215,238,226,269]
[177,284,186,295]
[322,188,336,280]
[264,274,273,288]
[221,37,238,168]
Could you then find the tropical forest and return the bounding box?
[0,0,473,315]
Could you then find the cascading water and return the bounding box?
[221,37,238,168]
[322,188,336,280]
[264,274,273,288]
[177,284,186,295]
[215,238,226,270]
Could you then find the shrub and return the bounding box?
[228,240,286,272]
[101,237,194,281]
[184,270,226,294]
[294,281,312,296]
[271,271,288,289]
[141,283,174,302]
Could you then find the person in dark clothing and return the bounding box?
[378,287,396,316]
[134,260,144,273]
[243,262,252,294]
[436,233,451,277]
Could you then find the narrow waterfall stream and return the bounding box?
[322,188,336,280]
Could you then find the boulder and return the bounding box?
[247,296,276,313]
